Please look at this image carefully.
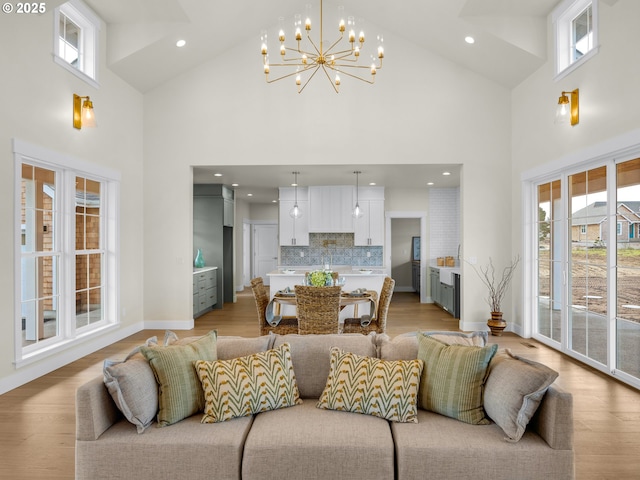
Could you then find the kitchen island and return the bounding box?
[266,266,387,321]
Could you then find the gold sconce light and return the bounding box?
[555,89,579,126]
[73,94,97,129]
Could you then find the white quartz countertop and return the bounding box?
[268,266,386,276]
[193,266,218,273]
[429,262,461,286]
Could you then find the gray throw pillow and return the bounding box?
[103,336,158,433]
[484,349,559,442]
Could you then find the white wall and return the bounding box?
[510,0,640,333]
[143,32,512,331]
[0,11,144,389]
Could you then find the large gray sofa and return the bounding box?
[76,332,574,480]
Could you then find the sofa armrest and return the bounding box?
[76,376,121,441]
[529,384,573,450]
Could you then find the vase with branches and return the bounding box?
[469,255,520,336]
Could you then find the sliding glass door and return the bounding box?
[533,157,640,388]
[615,158,640,379]
[568,166,608,365]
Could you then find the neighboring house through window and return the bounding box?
[14,140,120,366]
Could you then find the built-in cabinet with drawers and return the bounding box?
[193,267,218,317]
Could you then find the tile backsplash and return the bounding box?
[429,187,460,260]
[280,233,383,267]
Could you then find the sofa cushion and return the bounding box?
[102,336,158,433]
[484,349,559,442]
[140,330,217,427]
[317,347,423,423]
[164,331,274,359]
[242,401,395,480]
[391,409,574,480]
[417,333,498,425]
[273,334,377,398]
[194,343,302,423]
[76,414,254,480]
[378,331,488,361]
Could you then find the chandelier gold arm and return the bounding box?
[261,0,384,93]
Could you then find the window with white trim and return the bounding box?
[14,140,119,366]
[53,0,100,88]
[552,0,599,79]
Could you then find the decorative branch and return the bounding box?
[469,256,520,313]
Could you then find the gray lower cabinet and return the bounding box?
[193,267,218,318]
[440,282,454,314]
[429,268,440,305]
[429,267,459,318]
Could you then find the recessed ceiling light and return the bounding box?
[427,182,434,186]
[369,182,377,186]
[231,183,239,187]
[442,171,451,176]
[247,193,253,197]
[272,200,277,203]
[214,173,222,177]
[176,39,186,47]
[465,36,475,44]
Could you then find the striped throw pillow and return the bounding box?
[140,330,217,427]
[194,343,302,423]
[417,333,497,425]
[317,347,423,423]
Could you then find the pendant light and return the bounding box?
[353,170,363,218]
[289,171,303,219]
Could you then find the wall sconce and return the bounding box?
[555,88,579,126]
[73,94,97,129]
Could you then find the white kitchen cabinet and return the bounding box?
[279,199,309,246]
[279,187,309,246]
[353,187,385,246]
[308,186,354,233]
[354,199,385,246]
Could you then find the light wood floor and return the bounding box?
[1,290,639,479]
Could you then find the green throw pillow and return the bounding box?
[194,343,302,423]
[317,347,424,423]
[417,333,497,425]
[141,330,217,427]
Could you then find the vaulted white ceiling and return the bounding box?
[84,0,564,93]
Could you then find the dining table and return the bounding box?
[271,289,379,325]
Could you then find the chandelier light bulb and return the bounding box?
[261,0,384,93]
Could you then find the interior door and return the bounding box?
[253,224,279,285]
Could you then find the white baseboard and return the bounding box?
[458,320,490,333]
[144,319,194,331]
[0,322,143,395]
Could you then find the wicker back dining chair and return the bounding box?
[343,276,395,335]
[250,277,298,336]
[294,285,342,335]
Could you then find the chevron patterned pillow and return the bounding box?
[317,347,423,423]
[194,343,302,423]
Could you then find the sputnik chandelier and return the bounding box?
[260,0,384,93]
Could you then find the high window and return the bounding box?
[552,0,599,79]
[14,140,119,366]
[53,0,100,88]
